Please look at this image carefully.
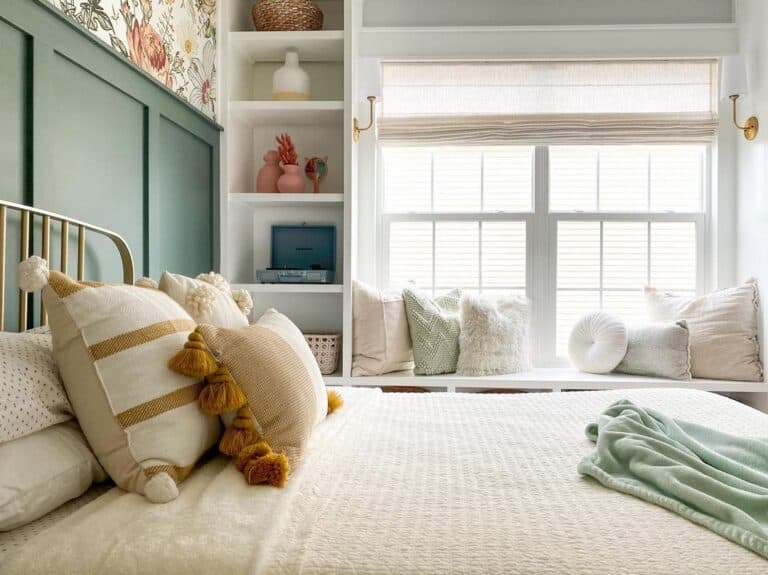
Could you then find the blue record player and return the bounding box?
[256,225,336,284]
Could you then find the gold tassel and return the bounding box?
[234,440,273,472]
[219,406,258,456]
[327,389,344,414]
[167,330,218,379]
[243,452,291,488]
[199,365,246,414]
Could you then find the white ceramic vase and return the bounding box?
[272,51,310,101]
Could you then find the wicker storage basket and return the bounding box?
[251,0,324,31]
[304,333,340,375]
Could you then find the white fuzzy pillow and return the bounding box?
[456,293,531,376]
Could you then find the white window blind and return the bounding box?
[555,220,698,356]
[379,60,718,144]
[382,146,532,295]
[549,145,705,212]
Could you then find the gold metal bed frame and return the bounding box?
[0,200,135,332]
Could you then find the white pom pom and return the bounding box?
[196,271,231,294]
[185,283,217,318]
[18,256,49,292]
[134,277,159,289]
[144,472,179,503]
[232,289,253,317]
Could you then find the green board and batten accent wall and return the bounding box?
[0,0,221,328]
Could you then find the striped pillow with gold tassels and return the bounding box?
[18,256,220,503]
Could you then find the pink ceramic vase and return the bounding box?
[277,164,305,193]
[256,150,283,193]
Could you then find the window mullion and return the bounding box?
[533,146,552,366]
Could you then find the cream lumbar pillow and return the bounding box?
[645,280,763,381]
[20,256,221,503]
[169,309,342,488]
[352,280,414,376]
[157,271,251,328]
[614,321,692,380]
[456,293,531,376]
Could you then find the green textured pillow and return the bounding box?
[403,288,461,375]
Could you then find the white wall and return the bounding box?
[363,0,734,27]
[735,0,768,369]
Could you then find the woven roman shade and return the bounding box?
[378,60,718,145]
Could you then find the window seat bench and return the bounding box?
[334,369,768,411]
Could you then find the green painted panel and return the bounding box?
[153,115,213,277]
[0,20,27,330]
[37,52,145,283]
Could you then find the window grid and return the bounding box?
[379,144,709,364]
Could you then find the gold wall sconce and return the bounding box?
[722,55,759,141]
[729,95,759,141]
[353,96,377,143]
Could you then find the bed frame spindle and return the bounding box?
[0,200,135,332]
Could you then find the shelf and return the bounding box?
[232,283,344,294]
[231,31,344,63]
[229,193,344,206]
[229,100,344,125]
[323,370,344,384]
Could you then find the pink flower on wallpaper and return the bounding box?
[126,19,173,89]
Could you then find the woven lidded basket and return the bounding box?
[303,333,340,375]
[251,0,324,31]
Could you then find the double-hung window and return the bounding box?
[376,61,716,364]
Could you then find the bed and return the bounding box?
[1,201,766,574]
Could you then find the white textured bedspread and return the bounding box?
[5,388,768,574]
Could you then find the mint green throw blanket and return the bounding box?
[578,400,768,559]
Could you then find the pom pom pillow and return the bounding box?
[169,309,342,488]
[22,258,221,503]
[403,288,462,375]
[645,280,763,381]
[457,293,531,376]
[352,280,414,376]
[158,271,251,328]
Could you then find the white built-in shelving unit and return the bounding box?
[220,0,355,381]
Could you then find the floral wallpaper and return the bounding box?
[48,0,217,120]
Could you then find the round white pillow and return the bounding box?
[568,312,628,374]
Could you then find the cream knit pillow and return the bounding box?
[31,264,221,503]
[645,280,763,381]
[171,309,338,488]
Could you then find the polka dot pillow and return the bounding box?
[0,328,73,443]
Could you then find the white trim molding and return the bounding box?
[360,24,738,60]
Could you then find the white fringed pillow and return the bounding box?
[645,280,763,381]
[456,293,531,376]
[569,312,628,374]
